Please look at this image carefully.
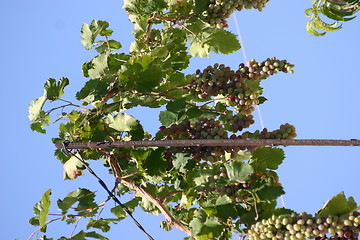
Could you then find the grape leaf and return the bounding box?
[29,216,40,226]
[142,148,168,176]
[32,189,51,232]
[68,230,86,240]
[57,188,97,216]
[63,153,85,180]
[85,231,108,240]
[200,217,223,237]
[250,147,285,171]
[190,218,203,236]
[88,54,108,79]
[81,20,110,50]
[159,110,178,127]
[30,121,47,133]
[185,107,218,123]
[87,218,119,232]
[132,55,164,93]
[119,54,164,93]
[28,95,47,121]
[194,0,211,15]
[188,168,215,187]
[44,77,69,101]
[205,28,241,54]
[123,0,167,14]
[189,28,240,57]
[111,197,140,219]
[224,161,253,182]
[215,196,239,221]
[256,185,285,201]
[173,153,196,173]
[76,79,108,105]
[316,192,359,217]
[166,98,186,113]
[105,113,138,132]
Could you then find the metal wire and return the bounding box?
[61,141,154,240]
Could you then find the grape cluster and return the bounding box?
[223,112,255,132]
[204,0,270,28]
[253,123,297,140]
[248,212,360,240]
[188,58,294,115]
[160,118,231,162]
[198,167,253,200]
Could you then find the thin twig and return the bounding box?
[104,35,112,53]
[177,21,202,41]
[27,217,62,240]
[70,216,83,237]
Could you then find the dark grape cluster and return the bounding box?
[248,212,360,240]
[203,0,270,28]
[188,58,294,115]
[223,113,255,132]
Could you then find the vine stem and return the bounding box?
[148,91,222,114]
[107,155,193,237]
[27,217,62,240]
[46,99,87,114]
[70,216,83,237]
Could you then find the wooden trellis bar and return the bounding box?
[55,139,360,150]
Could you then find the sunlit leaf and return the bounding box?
[105,113,138,132]
[306,22,327,36]
[224,161,253,182]
[88,54,108,79]
[28,95,47,121]
[316,192,359,217]
[189,28,240,57]
[32,189,51,232]
[81,20,110,50]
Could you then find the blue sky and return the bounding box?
[0,1,359,240]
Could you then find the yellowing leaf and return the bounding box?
[63,153,85,180]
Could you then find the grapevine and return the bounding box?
[24,0,359,239]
